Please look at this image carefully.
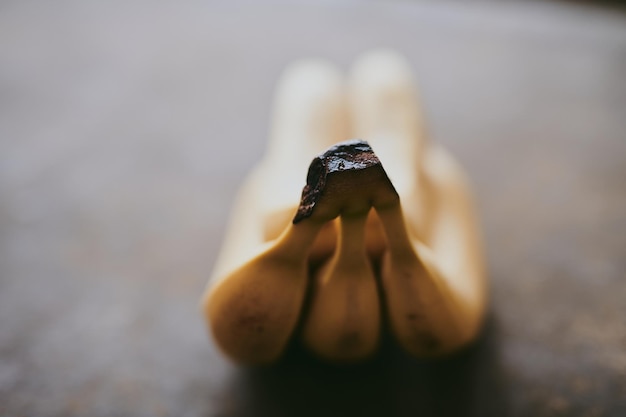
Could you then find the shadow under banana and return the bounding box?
[211,314,509,417]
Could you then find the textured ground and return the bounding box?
[1,1,625,416]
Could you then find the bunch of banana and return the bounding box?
[200,50,487,365]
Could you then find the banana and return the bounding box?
[202,50,487,364]
[200,59,348,364]
[296,140,398,363]
[350,49,487,357]
[375,200,486,357]
[301,200,380,362]
[203,219,324,364]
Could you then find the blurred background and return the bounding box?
[1,1,626,416]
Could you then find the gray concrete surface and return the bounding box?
[1,1,626,416]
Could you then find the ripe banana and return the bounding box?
[298,142,396,362]
[201,49,487,364]
[200,59,348,364]
[301,213,380,362]
[350,50,487,356]
[204,219,323,364]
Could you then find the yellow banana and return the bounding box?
[299,149,387,362]
[350,49,487,356]
[201,49,487,364]
[203,219,323,364]
[200,59,348,364]
[302,213,380,362]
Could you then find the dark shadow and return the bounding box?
[213,312,510,417]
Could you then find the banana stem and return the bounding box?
[270,218,326,261]
[374,203,414,256]
[336,213,368,261]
